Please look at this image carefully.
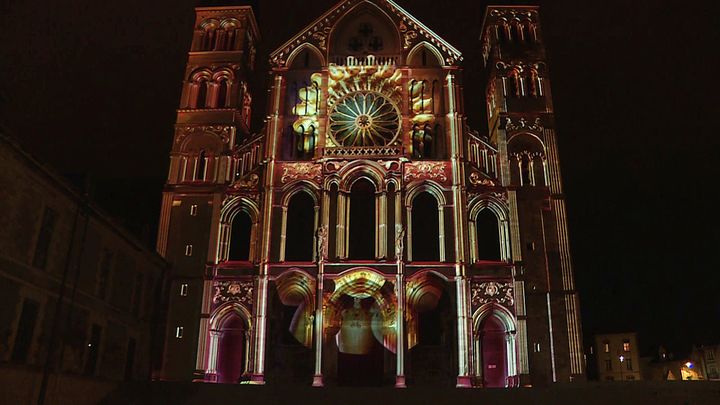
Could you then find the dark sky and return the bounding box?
[1,0,719,356]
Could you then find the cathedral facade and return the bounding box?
[157,1,584,388]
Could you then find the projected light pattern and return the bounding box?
[329,91,400,147]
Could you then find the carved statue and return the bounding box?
[395,225,405,261]
[316,225,328,261]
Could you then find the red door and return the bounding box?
[216,315,246,384]
[480,316,508,388]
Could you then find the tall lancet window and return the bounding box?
[348,179,375,260]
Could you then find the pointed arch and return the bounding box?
[286,43,325,68]
[407,41,444,67]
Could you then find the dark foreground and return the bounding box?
[97,381,720,405]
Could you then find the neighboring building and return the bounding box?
[692,344,720,381]
[641,346,705,381]
[0,133,167,403]
[157,2,584,388]
[594,333,642,381]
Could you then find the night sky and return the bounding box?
[1,0,718,357]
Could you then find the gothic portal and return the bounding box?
[157,1,584,388]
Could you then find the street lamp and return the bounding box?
[619,355,625,381]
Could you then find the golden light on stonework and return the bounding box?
[329,91,400,147]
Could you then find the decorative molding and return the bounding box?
[504,117,543,133]
[280,162,323,184]
[323,145,402,158]
[403,161,448,183]
[176,125,233,145]
[469,171,496,187]
[471,281,514,309]
[231,173,259,190]
[213,280,254,307]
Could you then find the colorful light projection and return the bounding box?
[291,73,322,156]
[329,91,400,147]
[405,272,445,349]
[326,63,402,148]
[325,270,397,354]
[408,79,436,157]
[276,271,316,348]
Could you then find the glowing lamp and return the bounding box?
[685,362,693,369]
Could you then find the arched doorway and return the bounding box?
[478,315,507,387]
[215,312,247,384]
[406,272,455,386]
[335,295,385,386]
[324,269,395,386]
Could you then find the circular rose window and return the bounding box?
[329,91,401,147]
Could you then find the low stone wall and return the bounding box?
[0,365,118,404]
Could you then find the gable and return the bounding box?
[269,0,462,67]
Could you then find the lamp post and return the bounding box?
[619,355,625,381]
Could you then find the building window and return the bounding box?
[96,250,114,299]
[124,338,136,381]
[623,340,630,352]
[533,342,541,353]
[604,342,610,353]
[84,324,102,376]
[131,273,144,317]
[708,351,715,361]
[11,298,40,363]
[627,375,635,380]
[190,204,198,216]
[627,358,633,370]
[176,326,184,338]
[180,283,188,296]
[185,244,193,256]
[605,359,612,371]
[33,207,57,269]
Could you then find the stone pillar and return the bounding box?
[312,271,325,386]
[395,263,406,388]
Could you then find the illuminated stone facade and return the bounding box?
[157,2,584,387]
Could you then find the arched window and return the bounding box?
[228,211,252,261]
[285,192,315,262]
[216,78,229,108]
[196,78,209,108]
[476,209,501,261]
[411,192,440,261]
[348,179,375,260]
[196,150,207,181]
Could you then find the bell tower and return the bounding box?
[156,6,260,381]
[479,5,585,383]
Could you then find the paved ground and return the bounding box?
[101,381,720,405]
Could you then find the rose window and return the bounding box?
[329,91,401,147]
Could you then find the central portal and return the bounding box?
[325,269,397,386]
[336,296,385,386]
